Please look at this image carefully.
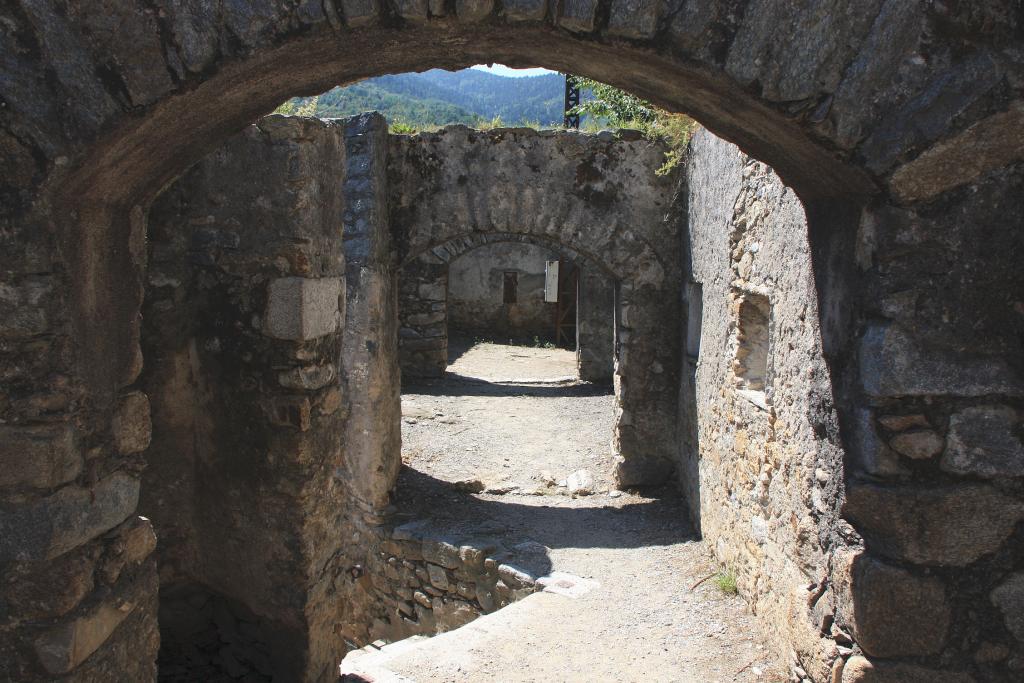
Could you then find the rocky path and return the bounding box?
[343,341,785,682]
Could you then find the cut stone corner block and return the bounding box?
[264,277,343,341]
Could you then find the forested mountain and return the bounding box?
[280,69,566,128]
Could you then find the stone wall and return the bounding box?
[684,129,1024,682]
[141,116,363,681]
[447,242,558,341]
[684,130,848,680]
[361,519,541,644]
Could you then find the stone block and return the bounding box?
[843,482,1024,566]
[426,563,450,590]
[392,0,428,20]
[278,363,337,391]
[0,472,140,562]
[432,597,477,631]
[0,276,54,338]
[497,563,535,589]
[34,592,138,674]
[100,516,157,584]
[990,571,1024,642]
[889,429,943,460]
[503,0,546,21]
[941,406,1024,478]
[456,0,494,21]
[889,102,1024,202]
[422,539,461,569]
[264,396,312,431]
[417,281,446,301]
[834,551,950,657]
[3,547,96,620]
[841,655,975,682]
[0,423,82,490]
[264,277,342,341]
[340,0,381,26]
[849,409,906,477]
[112,391,152,454]
[608,0,661,39]
[859,323,1023,399]
[558,0,598,32]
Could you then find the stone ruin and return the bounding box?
[1,2,1022,682]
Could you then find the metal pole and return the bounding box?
[563,75,580,129]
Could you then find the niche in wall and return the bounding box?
[732,291,770,401]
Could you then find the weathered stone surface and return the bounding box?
[277,364,337,391]
[889,429,943,460]
[608,0,661,39]
[0,423,81,490]
[426,563,450,590]
[502,0,546,21]
[456,0,494,21]
[990,572,1024,642]
[849,408,907,477]
[859,323,1024,399]
[100,516,157,584]
[3,547,96,620]
[393,0,429,20]
[841,655,975,683]
[264,277,343,340]
[0,472,140,562]
[889,102,1024,202]
[34,591,139,674]
[941,406,1024,478]
[0,276,56,338]
[843,482,1024,566]
[422,539,461,569]
[339,0,381,26]
[559,0,599,32]
[834,551,950,657]
[111,392,151,454]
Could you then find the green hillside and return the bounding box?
[277,68,566,129]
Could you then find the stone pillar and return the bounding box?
[339,113,402,510]
[398,253,449,378]
[612,281,681,487]
[576,265,614,383]
[141,116,350,681]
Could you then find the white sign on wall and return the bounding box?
[544,260,559,302]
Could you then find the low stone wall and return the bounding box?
[361,519,541,644]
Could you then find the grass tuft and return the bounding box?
[714,571,738,596]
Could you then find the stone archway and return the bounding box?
[387,125,684,487]
[2,3,1022,682]
[397,232,615,381]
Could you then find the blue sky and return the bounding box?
[471,64,556,78]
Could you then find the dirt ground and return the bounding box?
[401,339,617,495]
[378,339,787,682]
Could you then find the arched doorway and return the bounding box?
[3,5,1022,682]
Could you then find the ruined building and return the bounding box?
[1,3,1023,682]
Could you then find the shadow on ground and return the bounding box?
[392,467,696,561]
[403,374,613,398]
